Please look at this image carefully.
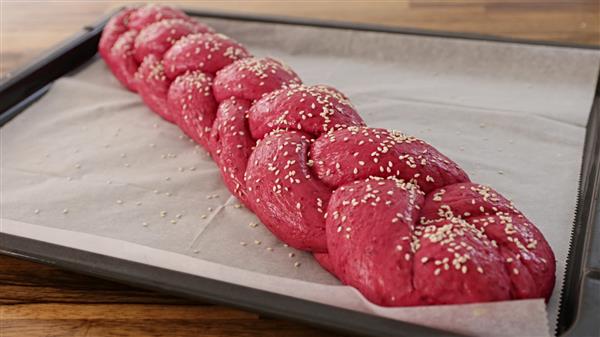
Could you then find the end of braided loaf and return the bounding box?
[99,4,556,307]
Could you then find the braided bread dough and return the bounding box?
[99,4,556,307]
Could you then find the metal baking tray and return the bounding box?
[1,8,599,337]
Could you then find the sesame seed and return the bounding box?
[294,262,301,268]
[62,208,69,214]
[288,252,295,258]
[116,199,123,205]
[33,209,40,214]
[240,242,247,246]
[142,222,148,227]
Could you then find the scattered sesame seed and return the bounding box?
[254,240,262,245]
[142,222,148,227]
[240,242,247,246]
[62,208,69,214]
[288,252,295,258]
[294,262,301,268]
[116,199,123,205]
[34,209,40,214]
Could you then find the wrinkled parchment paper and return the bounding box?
[2,18,600,336]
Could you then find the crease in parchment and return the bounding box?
[187,195,234,250]
[358,91,588,129]
[0,166,217,205]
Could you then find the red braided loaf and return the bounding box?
[99,5,556,306]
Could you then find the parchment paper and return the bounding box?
[2,17,600,336]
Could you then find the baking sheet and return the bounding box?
[2,17,600,336]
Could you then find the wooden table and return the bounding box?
[1,1,598,336]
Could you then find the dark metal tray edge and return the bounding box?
[1,8,599,337]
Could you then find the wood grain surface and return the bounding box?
[1,1,598,336]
